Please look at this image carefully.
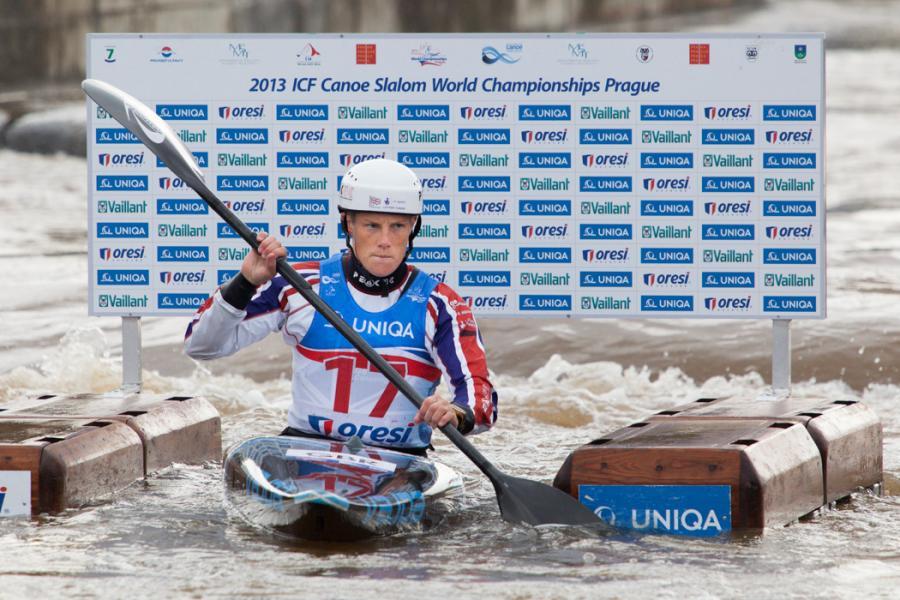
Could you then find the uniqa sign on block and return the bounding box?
[578,484,731,536]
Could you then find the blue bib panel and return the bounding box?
[289,254,442,448]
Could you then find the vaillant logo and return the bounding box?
[581,200,631,216]
[579,106,631,120]
[97,200,147,215]
[157,223,208,238]
[156,104,209,120]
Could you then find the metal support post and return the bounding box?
[121,316,142,392]
[771,319,792,398]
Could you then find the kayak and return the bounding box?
[223,435,464,542]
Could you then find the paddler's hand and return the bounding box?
[242,232,286,285]
[414,394,460,430]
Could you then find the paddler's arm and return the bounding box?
[424,284,498,435]
[184,232,288,359]
[413,393,475,433]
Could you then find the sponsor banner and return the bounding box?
[87,34,823,318]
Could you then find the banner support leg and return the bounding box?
[771,318,791,398]
[121,316,142,393]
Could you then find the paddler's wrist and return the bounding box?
[450,403,475,435]
[221,272,258,310]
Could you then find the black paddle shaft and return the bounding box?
[80,78,602,528]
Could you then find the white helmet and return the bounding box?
[338,158,423,215]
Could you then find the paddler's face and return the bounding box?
[346,211,417,277]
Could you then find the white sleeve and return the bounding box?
[183,288,286,360]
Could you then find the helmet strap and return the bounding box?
[404,215,421,261]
